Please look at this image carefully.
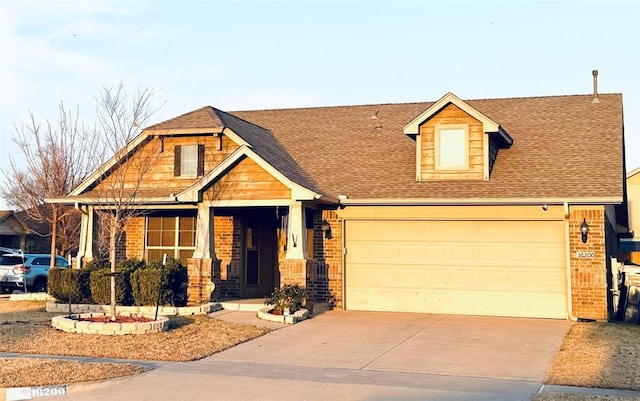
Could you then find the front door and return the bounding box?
[242,218,277,298]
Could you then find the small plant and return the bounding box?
[265,284,306,314]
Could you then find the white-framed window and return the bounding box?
[435,125,468,170]
[181,145,198,176]
[145,215,196,262]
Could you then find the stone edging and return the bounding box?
[46,301,221,316]
[257,307,309,324]
[52,313,169,335]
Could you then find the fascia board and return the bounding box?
[69,132,150,196]
[403,92,501,136]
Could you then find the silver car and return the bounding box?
[0,253,70,293]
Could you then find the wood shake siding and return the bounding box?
[204,157,291,201]
[91,134,240,193]
[420,104,484,180]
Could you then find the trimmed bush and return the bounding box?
[130,258,188,307]
[48,267,92,303]
[89,268,128,305]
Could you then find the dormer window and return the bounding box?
[436,125,468,170]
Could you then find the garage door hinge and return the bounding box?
[343,247,347,255]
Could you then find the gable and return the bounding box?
[203,157,291,201]
[419,104,485,180]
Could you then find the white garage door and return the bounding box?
[345,220,567,318]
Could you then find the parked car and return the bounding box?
[0,253,69,293]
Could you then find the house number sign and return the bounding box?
[576,251,596,259]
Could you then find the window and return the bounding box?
[181,145,198,176]
[174,144,205,177]
[146,215,196,262]
[435,126,468,170]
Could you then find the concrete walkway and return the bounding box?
[2,310,639,400]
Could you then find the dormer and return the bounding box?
[404,92,513,181]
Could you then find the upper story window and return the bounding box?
[174,144,205,177]
[435,125,468,170]
[181,145,198,176]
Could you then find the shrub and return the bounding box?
[89,268,129,305]
[48,267,92,303]
[265,284,306,314]
[83,259,110,271]
[130,258,189,307]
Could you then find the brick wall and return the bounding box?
[213,215,242,299]
[307,209,343,308]
[186,257,213,305]
[113,216,145,263]
[569,207,608,320]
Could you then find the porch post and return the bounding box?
[285,201,307,260]
[193,203,215,259]
[76,205,94,268]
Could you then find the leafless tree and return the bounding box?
[91,83,161,319]
[1,104,102,264]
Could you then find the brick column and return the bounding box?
[569,207,608,320]
[186,258,213,305]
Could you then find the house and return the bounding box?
[0,210,27,250]
[0,210,50,253]
[49,90,628,321]
[621,167,640,264]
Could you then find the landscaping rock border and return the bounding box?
[52,313,169,335]
[46,301,221,316]
[257,307,309,324]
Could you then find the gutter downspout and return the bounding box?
[564,202,578,321]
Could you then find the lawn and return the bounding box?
[531,321,640,401]
[0,300,271,387]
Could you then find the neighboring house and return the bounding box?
[621,167,640,264]
[0,210,28,250]
[0,210,50,253]
[49,91,628,321]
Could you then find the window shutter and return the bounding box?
[174,145,181,176]
[197,144,205,176]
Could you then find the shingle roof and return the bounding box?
[143,93,624,202]
[230,93,624,200]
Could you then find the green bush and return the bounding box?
[130,258,188,307]
[89,268,129,305]
[48,267,92,303]
[117,257,145,305]
[265,284,306,314]
[83,259,110,271]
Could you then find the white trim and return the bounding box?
[416,134,421,181]
[70,132,152,196]
[403,92,512,145]
[176,145,322,202]
[144,127,224,136]
[628,166,640,179]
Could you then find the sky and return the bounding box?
[1,0,639,210]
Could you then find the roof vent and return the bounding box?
[592,70,600,103]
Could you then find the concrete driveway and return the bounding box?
[41,311,572,401]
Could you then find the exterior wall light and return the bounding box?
[321,220,332,239]
[580,218,590,243]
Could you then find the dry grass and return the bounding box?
[0,300,272,387]
[533,395,640,401]
[0,359,148,387]
[545,322,640,391]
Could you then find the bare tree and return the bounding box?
[91,83,161,320]
[1,104,102,265]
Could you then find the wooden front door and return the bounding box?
[242,218,277,298]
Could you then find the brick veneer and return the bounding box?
[213,215,242,299]
[186,258,213,305]
[569,207,608,320]
[307,210,343,308]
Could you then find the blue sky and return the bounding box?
[1,1,639,209]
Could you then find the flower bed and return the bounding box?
[52,312,169,335]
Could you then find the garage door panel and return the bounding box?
[345,219,567,318]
